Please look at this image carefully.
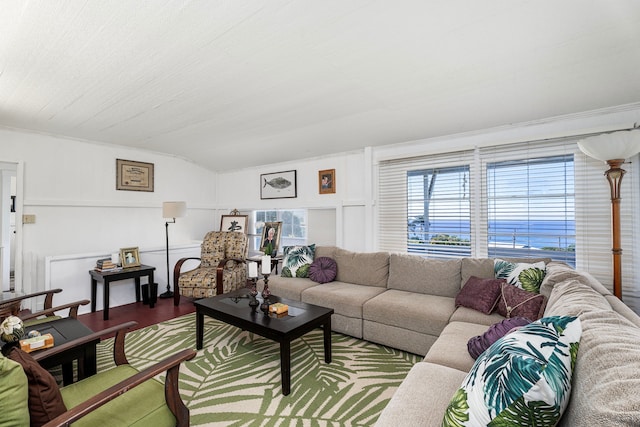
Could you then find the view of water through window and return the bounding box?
[407,155,575,265]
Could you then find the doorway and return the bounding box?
[0,162,18,291]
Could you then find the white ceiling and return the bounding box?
[2,1,640,171]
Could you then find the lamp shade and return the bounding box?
[162,201,187,219]
[577,130,640,161]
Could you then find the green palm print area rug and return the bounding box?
[96,313,421,426]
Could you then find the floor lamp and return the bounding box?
[578,128,640,300]
[160,201,187,299]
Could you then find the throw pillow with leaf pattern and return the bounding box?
[443,315,581,427]
[494,259,546,293]
[281,244,316,278]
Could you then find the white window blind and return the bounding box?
[480,142,576,265]
[377,138,637,300]
[378,150,475,258]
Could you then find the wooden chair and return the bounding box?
[3,321,196,427]
[173,231,247,305]
[0,288,89,327]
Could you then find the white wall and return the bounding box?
[216,151,367,251]
[1,128,217,311]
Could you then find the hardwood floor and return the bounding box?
[77,295,196,333]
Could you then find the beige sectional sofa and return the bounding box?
[267,246,640,426]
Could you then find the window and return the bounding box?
[485,155,575,265]
[379,139,638,307]
[407,166,471,258]
[378,142,575,264]
[377,149,475,255]
[252,209,307,253]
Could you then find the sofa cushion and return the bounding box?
[388,254,461,297]
[544,279,611,317]
[443,316,581,427]
[364,289,456,337]
[467,317,531,359]
[494,259,546,293]
[266,275,319,301]
[309,256,337,283]
[449,306,505,326]
[375,362,467,427]
[333,248,389,287]
[281,244,315,278]
[455,276,503,314]
[0,352,30,427]
[5,346,67,426]
[60,365,175,427]
[425,322,490,372]
[302,281,386,319]
[496,282,546,320]
[559,310,640,426]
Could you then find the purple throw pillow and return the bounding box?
[496,283,547,320]
[309,257,337,284]
[455,276,505,315]
[467,317,532,359]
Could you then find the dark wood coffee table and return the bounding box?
[195,288,333,395]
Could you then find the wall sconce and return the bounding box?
[577,126,640,299]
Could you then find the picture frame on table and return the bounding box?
[116,159,154,192]
[220,214,249,234]
[318,169,335,194]
[259,221,282,256]
[260,170,297,199]
[120,247,141,268]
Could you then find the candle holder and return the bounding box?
[248,278,259,311]
[261,273,271,301]
[260,273,272,312]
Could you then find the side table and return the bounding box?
[89,265,155,320]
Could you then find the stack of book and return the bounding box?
[95,258,120,272]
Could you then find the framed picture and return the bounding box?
[116,159,154,192]
[220,214,249,234]
[260,170,297,199]
[120,247,141,268]
[319,169,336,194]
[259,221,282,256]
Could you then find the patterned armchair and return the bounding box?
[173,231,248,305]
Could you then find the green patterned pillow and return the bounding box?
[494,259,546,293]
[281,244,315,278]
[442,316,581,427]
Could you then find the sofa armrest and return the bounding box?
[42,348,197,427]
[173,257,202,306]
[216,257,246,295]
[0,288,63,314]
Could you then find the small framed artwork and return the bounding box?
[116,159,154,192]
[260,170,297,199]
[120,247,141,268]
[319,169,335,194]
[220,214,249,234]
[259,221,283,256]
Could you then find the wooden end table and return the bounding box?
[1,317,97,386]
[89,265,155,320]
